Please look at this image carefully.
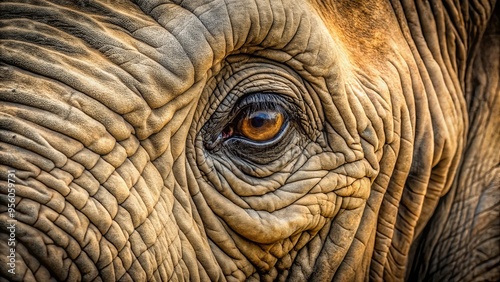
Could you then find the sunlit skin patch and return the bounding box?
[221,110,285,142]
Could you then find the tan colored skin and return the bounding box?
[0,0,498,281]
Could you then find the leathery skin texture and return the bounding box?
[0,0,498,281]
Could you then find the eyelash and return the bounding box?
[230,94,289,115]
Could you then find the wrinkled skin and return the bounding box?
[0,0,498,281]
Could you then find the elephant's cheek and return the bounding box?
[0,106,200,281]
[188,126,375,275]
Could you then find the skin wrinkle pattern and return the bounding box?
[0,0,498,281]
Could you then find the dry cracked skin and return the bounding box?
[0,0,498,281]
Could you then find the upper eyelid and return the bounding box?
[235,103,285,118]
[230,93,296,117]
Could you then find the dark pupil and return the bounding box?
[250,113,268,128]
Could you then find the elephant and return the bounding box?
[0,0,499,281]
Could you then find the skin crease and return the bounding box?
[0,0,498,281]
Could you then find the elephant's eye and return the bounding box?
[237,110,284,141]
[203,93,302,154]
[222,107,286,142]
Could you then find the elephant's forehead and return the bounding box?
[130,0,370,140]
[0,0,392,156]
[132,0,346,92]
[4,1,327,130]
[47,0,350,139]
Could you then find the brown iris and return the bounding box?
[237,110,284,141]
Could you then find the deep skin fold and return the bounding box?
[0,0,498,281]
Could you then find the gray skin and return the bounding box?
[0,0,498,281]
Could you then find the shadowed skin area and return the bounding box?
[0,0,498,281]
